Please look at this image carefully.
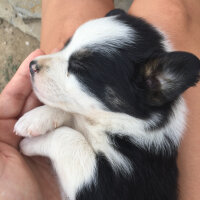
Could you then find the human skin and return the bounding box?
[40,0,114,53]
[0,0,199,199]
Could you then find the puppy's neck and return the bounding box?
[74,97,186,152]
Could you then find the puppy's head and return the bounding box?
[30,9,200,119]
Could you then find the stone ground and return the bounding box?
[0,0,133,92]
[0,19,39,91]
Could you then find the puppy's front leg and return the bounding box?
[14,105,72,137]
[20,127,96,200]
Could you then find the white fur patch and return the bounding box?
[73,114,132,175]
[61,16,136,56]
[154,27,174,52]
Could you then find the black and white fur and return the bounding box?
[14,9,200,200]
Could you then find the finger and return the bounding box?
[51,47,61,53]
[20,92,42,116]
[0,49,44,119]
[0,120,21,149]
[0,141,21,157]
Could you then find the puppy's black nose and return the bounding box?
[30,60,40,75]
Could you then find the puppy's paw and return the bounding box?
[20,136,46,156]
[14,106,67,137]
[20,138,35,156]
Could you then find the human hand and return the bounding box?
[0,49,61,200]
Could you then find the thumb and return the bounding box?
[0,49,44,119]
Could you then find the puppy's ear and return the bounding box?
[142,51,200,106]
[105,9,126,17]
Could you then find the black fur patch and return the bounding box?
[141,51,200,106]
[76,135,178,200]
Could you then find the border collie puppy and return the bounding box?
[15,9,200,200]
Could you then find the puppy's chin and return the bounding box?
[33,86,52,106]
[31,80,57,108]
[32,82,83,114]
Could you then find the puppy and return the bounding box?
[15,9,200,200]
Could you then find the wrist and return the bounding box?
[40,0,114,53]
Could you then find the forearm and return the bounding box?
[129,0,200,57]
[40,0,114,54]
[179,85,200,200]
[129,0,200,199]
